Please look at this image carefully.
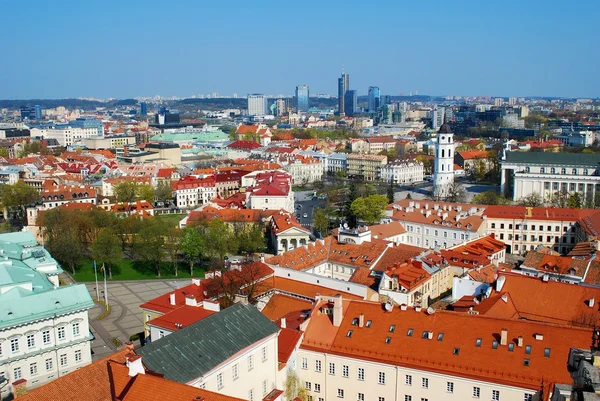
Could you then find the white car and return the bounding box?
[303,213,308,218]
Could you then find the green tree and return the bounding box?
[550,189,569,208]
[0,181,41,222]
[136,184,155,202]
[472,190,511,205]
[164,227,183,276]
[47,229,83,274]
[113,181,138,203]
[312,208,329,238]
[136,220,166,276]
[155,182,174,205]
[17,141,41,157]
[235,223,266,255]
[182,227,203,276]
[386,182,395,204]
[517,193,543,207]
[406,192,412,199]
[284,369,308,401]
[91,227,123,279]
[567,192,582,209]
[0,148,9,158]
[199,219,236,261]
[350,194,389,225]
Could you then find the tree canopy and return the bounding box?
[350,194,389,225]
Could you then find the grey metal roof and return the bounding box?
[504,151,600,166]
[138,302,279,383]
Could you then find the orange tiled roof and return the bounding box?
[457,150,490,160]
[262,293,313,322]
[368,221,407,239]
[302,298,593,395]
[277,328,303,370]
[147,305,216,331]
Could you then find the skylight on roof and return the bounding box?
[492,341,498,349]
[385,337,391,344]
[351,318,358,326]
[437,333,444,341]
[525,345,532,354]
[366,320,372,328]
[544,348,551,357]
[524,358,530,367]
[475,338,482,347]
[346,330,353,338]
[508,343,515,352]
[407,328,413,337]
[453,348,460,355]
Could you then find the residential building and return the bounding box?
[80,135,136,150]
[33,127,99,147]
[270,212,311,254]
[298,296,592,401]
[282,156,323,185]
[368,86,380,113]
[380,160,424,184]
[518,250,600,284]
[484,205,593,255]
[555,129,595,147]
[39,185,97,209]
[0,232,94,399]
[248,94,268,116]
[174,176,217,209]
[326,153,348,174]
[455,150,494,176]
[347,154,387,181]
[500,151,600,202]
[366,136,397,154]
[295,85,309,112]
[138,303,280,401]
[116,143,181,166]
[338,72,349,116]
[388,199,488,249]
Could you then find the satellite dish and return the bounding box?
[384,303,393,312]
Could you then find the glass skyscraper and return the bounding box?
[368,86,380,113]
[344,90,357,117]
[338,72,349,116]
[295,85,309,112]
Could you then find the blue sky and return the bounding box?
[1,0,598,99]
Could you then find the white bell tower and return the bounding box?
[433,123,455,195]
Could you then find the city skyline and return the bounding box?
[1,1,599,99]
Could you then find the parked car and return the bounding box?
[303,213,308,218]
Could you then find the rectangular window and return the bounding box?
[305,382,312,391]
[405,397,412,401]
[57,327,66,341]
[378,398,385,401]
[342,365,349,378]
[473,387,480,398]
[378,371,386,385]
[262,379,267,395]
[75,350,82,363]
[10,338,19,353]
[358,367,365,381]
[27,334,35,348]
[422,378,428,389]
[315,383,321,393]
[72,323,80,337]
[492,390,500,401]
[232,364,238,379]
[447,382,454,393]
[43,330,51,345]
[60,354,67,367]
[14,367,22,380]
[45,358,53,371]
[248,355,254,371]
[405,375,412,385]
[358,394,364,401]
[248,389,254,401]
[329,362,335,375]
[524,394,533,401]
[301,357,308,369]
[217,373,223,389]
[30,362,38,376]
[315,360,321,372]
[337,389,344,398]
[261,347,267,361]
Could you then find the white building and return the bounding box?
[297,295,590,401]
[380,160,424,184]
[174,176,217,209]
[282,157,323,185]
[0,232,94,399]
[248,94,268,116]
[500,150,600,203]
[31,127,99,146]
[433,124,455,196]
[138,303,280,401]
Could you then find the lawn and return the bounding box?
[156,213,186,228]
[71,258,205,282]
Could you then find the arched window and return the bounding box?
[540,167,545,173]
[572,168,577,174]
[551,168,556,174]
[525,167,530,173]
[584,169,589,175]
[561,168,566,175]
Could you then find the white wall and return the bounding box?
[272,267,368,300]
[451,276,490,301]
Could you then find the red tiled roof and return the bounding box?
[302,298,593,395]
[147,305,216,331]
[227,140,262,150]
[457,150,490,160]
[484,205,596,221]
[277,328,303,370]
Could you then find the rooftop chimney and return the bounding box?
[358,313,365,328]
[517,336,524,347]
[12,379,28,398]
[590,298,596,308]
[280,317,286,329]
[126,354,145,377]
[333,295,343,327]
[169,293,176,306]
[500,328,508,346]
[192,278,201,286]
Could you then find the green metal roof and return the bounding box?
[504,151,600,166]
[138,303,279,383]
[150,129,229,143]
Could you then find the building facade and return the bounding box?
[433,124,455,195]
[347,154,387,181]
[380,160,424,184]
[295,85,309,112]
[368,86,380,113]
[248,94,268,116]
[338,73,349,116]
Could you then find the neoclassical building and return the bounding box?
[500,151,600,202]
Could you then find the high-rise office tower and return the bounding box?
[344,90,357,117]
[337,72,349,116]
[295,85,309,112]
[140,102,147,116]
[368,86,380,113]
[247,94,268,116]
